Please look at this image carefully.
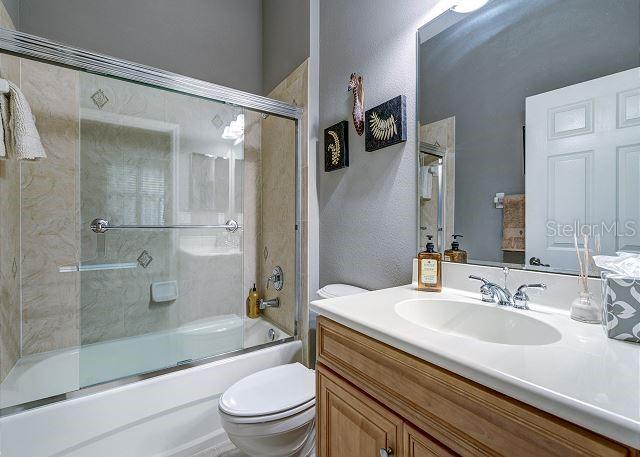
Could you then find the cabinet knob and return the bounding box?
[379,447,393,457]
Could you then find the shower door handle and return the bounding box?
[90,218,241,233]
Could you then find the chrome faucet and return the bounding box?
[469,268,546,310]
[259,297,280,310]
[469,275,514,306]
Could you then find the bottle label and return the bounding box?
[444,255,451,262]
[420,259,438,285]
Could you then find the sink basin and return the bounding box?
[395,299,562,345]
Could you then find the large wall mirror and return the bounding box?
[417,0,640,275]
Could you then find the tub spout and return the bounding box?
[259,297,280,310]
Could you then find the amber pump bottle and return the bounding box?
[246,284,260,318]
[418,235,442,292]
[444,234,468,264]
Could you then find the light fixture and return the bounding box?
[221,114,245,141]
[451,0,489,13]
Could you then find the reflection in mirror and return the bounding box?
[418,0,640,275]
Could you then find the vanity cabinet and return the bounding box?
[317,365,456,457]
[316,317,638,457]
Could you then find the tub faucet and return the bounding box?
[259,297,280,310]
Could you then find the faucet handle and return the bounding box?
[469,275,495,303]
[469,275,489,284]
[513,283,547,309]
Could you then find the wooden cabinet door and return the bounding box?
[317,364,403,457]
[404,423,458,457]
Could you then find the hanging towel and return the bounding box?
[501,194,525,252]
[420,165,432,200]
[0,78,46,160]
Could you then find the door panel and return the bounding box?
[317,364,402,457]
[526,67,640,270]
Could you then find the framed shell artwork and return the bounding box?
[365,95,407,151]
[324,120,349,172]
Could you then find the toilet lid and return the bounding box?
[219,363,315,417]
[317,283,368,299]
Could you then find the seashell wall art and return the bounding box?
[365,95,407,152]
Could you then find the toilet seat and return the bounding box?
[220,397,316,424]
[219,363,315,423]
[317,283,368,299]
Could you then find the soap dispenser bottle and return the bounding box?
[246,284,260,318]
[444,234,468,264]
[418,235,442,292]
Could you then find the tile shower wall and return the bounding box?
[0,5,19,380]
[20,60,81,355]
[260,60,309,362]
[1,5,82,363]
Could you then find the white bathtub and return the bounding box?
[1,315,288,408]
[0,317,299,457]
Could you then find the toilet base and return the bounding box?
[226,420,315,457]
[220,405,316,457]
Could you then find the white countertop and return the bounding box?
[310,284,640,448]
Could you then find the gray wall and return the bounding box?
[420,0,640,263]
[318,0,441,291]
[19,0,263,94]
[2,0,18,28]
[262,0,310,94]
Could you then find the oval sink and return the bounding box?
[395,299,562,346]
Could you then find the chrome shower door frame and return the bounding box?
[0,27,304,416]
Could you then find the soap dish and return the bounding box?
[151,280,178,302]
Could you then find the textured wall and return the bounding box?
[19,0,263,94]
[318,0,442,290]
[420,0,640,263]
[262,0,310,95]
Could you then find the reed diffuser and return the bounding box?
[570,233,601,323]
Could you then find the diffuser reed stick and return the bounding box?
[573,233,588,293]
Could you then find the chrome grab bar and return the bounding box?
[90,218,240,234]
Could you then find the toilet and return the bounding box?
[316,283,368,300]
[219,284,368,457]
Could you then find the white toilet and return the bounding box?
[219,284,367,457]
[219,363,316,457]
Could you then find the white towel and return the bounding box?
[0,78,46,160]
[420,165,432,200]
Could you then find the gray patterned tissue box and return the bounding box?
[602,275,640,343]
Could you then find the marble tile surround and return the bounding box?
[20,59,81,355]
[419,118,455,251]
[260,60,310,364]
[0,7,20,380]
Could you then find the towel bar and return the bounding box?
[90,218,241,233]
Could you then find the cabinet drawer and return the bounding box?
[317,317,632,457]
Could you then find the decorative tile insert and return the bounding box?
[91,89,109,109]
[211,114,224,129]
[137,250,153,268]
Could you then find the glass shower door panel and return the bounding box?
[78,72,245,387]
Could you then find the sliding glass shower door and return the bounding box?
[78,73,247,386]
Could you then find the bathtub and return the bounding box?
[0,317,299,457]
